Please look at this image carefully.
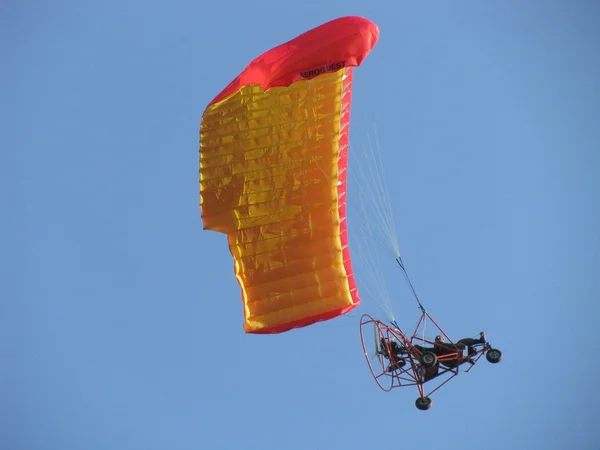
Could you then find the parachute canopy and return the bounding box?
[200,16,379,334]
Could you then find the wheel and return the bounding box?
[420,351,437,368]
[486,348,502,363]
[415,396,432,410]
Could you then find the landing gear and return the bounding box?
[419,351,437,368]
[415,396,432,410]
[486,348,502,363]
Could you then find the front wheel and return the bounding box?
[486,348,502,363]
[415,396,432,410]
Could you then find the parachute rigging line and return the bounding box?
[395,256,426,314]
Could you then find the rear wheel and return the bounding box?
[420,351,437,368]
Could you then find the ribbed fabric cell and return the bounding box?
[201,69,356,333]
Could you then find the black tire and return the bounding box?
[420,351,437,368]
[486,348,502,363]
[415,396,432,410]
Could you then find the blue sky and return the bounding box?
[5,1,600,449]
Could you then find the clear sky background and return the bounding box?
[5,1,600,449]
